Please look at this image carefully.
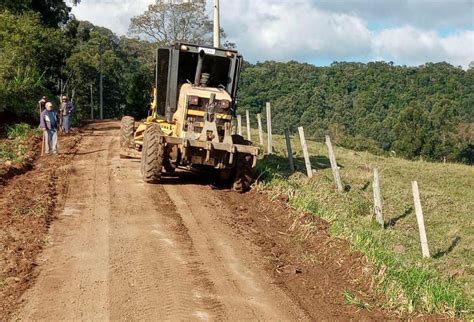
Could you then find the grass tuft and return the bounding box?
[343,290,373,311]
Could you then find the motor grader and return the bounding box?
[120,43,259,191]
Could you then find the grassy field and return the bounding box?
[253,130,473,318]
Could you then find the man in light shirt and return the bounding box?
[39,102,59,155]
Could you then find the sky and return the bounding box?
[70,0,474,68]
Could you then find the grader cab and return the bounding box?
[120,43,259,191]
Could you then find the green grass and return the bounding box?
[0,123,39,163]
[343,290,373,311]
[253,131,473,318]
[6,123,34,140]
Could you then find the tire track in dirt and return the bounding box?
[14,125,112,320]
[108,160,227,320]
[163,183,308,320]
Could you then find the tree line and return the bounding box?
[238,61,473,164]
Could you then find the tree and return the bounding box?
[64,23,155,121]
[0,0,80,27]
[0,10,66,114]
[129,1,221,46]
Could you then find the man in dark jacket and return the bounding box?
[40,102,59,154]
[59,95,74,134]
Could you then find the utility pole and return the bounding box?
[90,84,94,120]
[99,58,103,119]
[99,40,104,120]
[213,0,220,48]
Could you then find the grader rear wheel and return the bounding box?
[120,116,135,149]
[141,123,165,183]
[232,153,253,192]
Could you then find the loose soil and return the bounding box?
[0,130,81,318]
[2,121,398,320]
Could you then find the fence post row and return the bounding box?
[256,113,264,145]
[266,102,272,154]
[373,168,384,226]
[412,181,430,258]
[325,135,343,192]
[298,126,313,178]
[284,129,295,172]
[245,109,251,141]
[237,114,242,136]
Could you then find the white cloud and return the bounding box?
[314,0,474,30]
[220,0,474,68]
[221,0,373,61]
[70,0,153,35]
[70,0,474,68]
[372,27,474,67]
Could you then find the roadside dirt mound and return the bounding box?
[0,132,81,319]
[0,135,41,186]
[219,189,391,319]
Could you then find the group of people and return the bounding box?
[38,95,74,155]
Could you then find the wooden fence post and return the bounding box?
[325,135,343,192]
[245,109,251,141]
[373,168,384,226]
[284,129,295,172]
[266,102,272,154]
[237,114,242,136]
[256,113,264,145]
[298,127,313,178]
[412,181,430,258]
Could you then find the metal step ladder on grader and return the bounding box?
[119,41,259,191]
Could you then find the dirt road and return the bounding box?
[11,121,393,320]
[14,121,308,320]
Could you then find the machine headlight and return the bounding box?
[188,96,199,105]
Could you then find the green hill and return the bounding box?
[238,61,474,164]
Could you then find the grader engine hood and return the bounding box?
[173,84,233,143]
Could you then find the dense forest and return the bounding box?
[1,1,472,164]
[0,0,157,124]
[239,61,474,163]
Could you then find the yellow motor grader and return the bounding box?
[120,43,259,191]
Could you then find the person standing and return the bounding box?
[60,95,74,134]
[39,102,59,155]
[38,96,47,115]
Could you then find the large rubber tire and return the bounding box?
[232,153,254,192]
[120,116,135,149]
[141,123,165,183]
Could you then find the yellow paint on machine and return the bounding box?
[187,109,232,120]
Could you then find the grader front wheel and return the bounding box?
[141,123,165,183]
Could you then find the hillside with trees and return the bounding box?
[238,61,473,164]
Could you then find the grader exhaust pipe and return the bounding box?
[194,50,205,86]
